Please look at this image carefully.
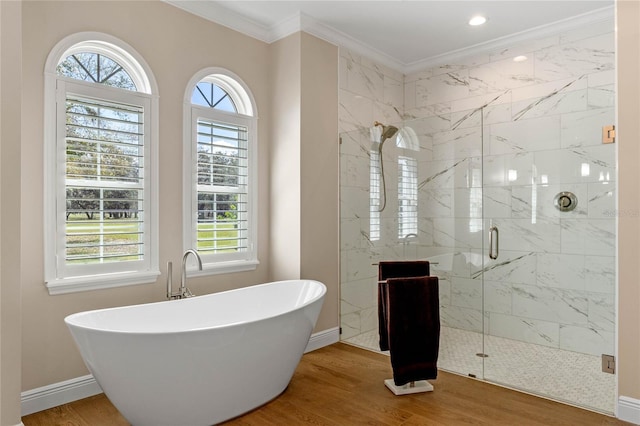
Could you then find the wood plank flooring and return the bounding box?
[22,343,631,426]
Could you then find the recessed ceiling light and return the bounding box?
[513,55,528,62]
[468,16,487,26]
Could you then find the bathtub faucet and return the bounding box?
[167,250,203,300]
[180,249,203,298]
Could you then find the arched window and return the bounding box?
[183,69,258,274]
[44,33,159,294]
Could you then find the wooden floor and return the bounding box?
[23,343,631,426]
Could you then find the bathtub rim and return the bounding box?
[64,279,326,336]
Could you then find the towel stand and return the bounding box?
[384,379,434,395]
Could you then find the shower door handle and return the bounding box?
[489,225,499,260]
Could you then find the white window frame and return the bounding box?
[183,68,259,276]
[44,33,159,295]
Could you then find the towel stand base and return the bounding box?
[384,379,434,395]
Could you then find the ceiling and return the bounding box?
[166,1,614,73]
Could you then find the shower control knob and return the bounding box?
[554,191,578,212]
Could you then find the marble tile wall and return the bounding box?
[339,17,616,358]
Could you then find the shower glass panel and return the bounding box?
[481,98,617,412]
[339,10,615,415]
[339,117,485,379]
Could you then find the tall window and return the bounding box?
[44,34,158,294]
[397,127,419,239]
[369,150,381,241]
[184,70,258,274]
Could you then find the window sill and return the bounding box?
[45,270,161,295]
[187,259,259,277]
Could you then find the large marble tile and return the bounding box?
[340,277,376,315]
[560,218,615,256]
[451,187,485,219]
[533,145,615,185]
[484,280,513,315]
[587,182,615,219]
[384,75,403,107]
[432,218,483,250]
[469,55,537,95]
[584,255,615,294]
[588,293,615,332]
[511,88,587,122]
[472,250,536,285]
[451,277,483,310]
[340,186,369,220]
[419,186,453,218]
[416,70,471,107]
[535,32,615,82]
[432,127,482,160]
[339,89,374,133]
[440,304,483,333]
[483,152,534,188]
[536,253,585,291]
[345,60,384,102]
[560,107,615,148]
[488,312,560,348]
[482,186,513,218]
[488,115,561,156]
[512,284,589,326]
[559,325,614,357]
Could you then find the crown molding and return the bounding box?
[163,0,272,42]
[163,1,614,75]
[403,5,615,74]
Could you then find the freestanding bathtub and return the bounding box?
[65,279,326,426]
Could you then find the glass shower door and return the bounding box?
[480,102,617,413]
[411,114,486,380]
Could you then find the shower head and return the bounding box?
[374,121,399,144]
[381,125,399,142]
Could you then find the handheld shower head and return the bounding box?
[374,121,399,144]
[381,125,399,142]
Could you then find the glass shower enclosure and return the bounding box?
[339,50,617,412]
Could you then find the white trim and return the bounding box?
[304,327,340,353]
[163,2,614,75]
[183,68,259,273]
[21,375,102,416]
[43,32,160,294]
[46,270,160,295]
[618,396,640,425]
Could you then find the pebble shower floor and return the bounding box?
[344,326,616,414]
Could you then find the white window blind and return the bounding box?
[195,117,249,254]
[370,150,381,241]
[64,94,145,266]
[398,156,418,238]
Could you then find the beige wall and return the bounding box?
[299,33,339,332]
[269,33,302,281]
[268,32,340,332]
[1,1,23,423]
[20,0,274,391]
[617,0,640,402]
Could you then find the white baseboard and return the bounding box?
[21,374,102,416]
[21,327,339,416]
[305,326,340,353]
[619,396,640,425]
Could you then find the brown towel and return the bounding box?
[384,275,440,386]
[378,261,430,351]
